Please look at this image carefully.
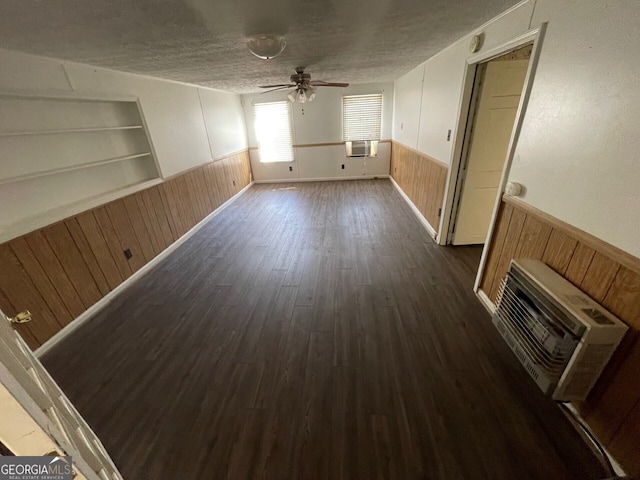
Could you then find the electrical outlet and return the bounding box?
[124,249,132,260]
[289,166,293,172]
[341,164,345,170]
[232,180,236,186]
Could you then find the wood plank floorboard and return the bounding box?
[41,179,607,480]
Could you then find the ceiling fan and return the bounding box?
[259,67,349,103]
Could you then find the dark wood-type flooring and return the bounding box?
[42,180,607,480]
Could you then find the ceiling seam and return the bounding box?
[528,0,537,29]
[415,65,426,151]
[60,63,76,92]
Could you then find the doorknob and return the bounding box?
[8,310,32,324]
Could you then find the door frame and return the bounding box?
[446,60,487,245]
[434,24,547,288]
[0,308,124,479]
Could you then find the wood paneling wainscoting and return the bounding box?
[390,142,448,235]
[479,195,640,476]
[0,150,251,350]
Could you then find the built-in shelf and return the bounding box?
[0,152,152,186]
[0,93,160,242]
[0,125,144,137]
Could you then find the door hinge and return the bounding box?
[438,208,442,218]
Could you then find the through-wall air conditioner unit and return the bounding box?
[492,258,628,401]
[345,140,378,158]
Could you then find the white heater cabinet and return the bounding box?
[492,258,627,401]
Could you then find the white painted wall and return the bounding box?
[392,0,640,258]
[242,82,393,182]
[0,48,247,241]
[198,88,248,163]
[392,65,424,149]
[392,0,534,163]
[509,0,640,258]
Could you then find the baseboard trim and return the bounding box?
[389,176,437,240]
[254,175,389,184]
[475,288,495,315]
[35,181,255,358]
[559,403,627,477]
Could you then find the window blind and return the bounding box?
[342,94,383,141]
[254,101,294,163]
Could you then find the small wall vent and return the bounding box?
[492,258,628,401]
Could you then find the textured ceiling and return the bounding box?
[0,0,519,93]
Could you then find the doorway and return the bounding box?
[448,45,532,246]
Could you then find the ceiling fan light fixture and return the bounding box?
[246,35,287,60]
[288,87,316,103]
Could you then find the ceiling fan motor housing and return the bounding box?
[257,68,348,96]
[290,70,311,86]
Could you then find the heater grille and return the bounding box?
[494,278,577,395]
[492,259,627,401]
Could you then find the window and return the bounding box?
[342,94,383,141]
[254,101,294,163]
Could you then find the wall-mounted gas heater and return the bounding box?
[493,259,627,401]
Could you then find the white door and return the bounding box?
[453,59,529,245]
[0,308,123,480]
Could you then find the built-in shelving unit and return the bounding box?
[0,93,160,242]
[0,125,144,137]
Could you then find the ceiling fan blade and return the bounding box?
[259,84,295,88]
[260,86,294,94]
[309,81,350,87]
